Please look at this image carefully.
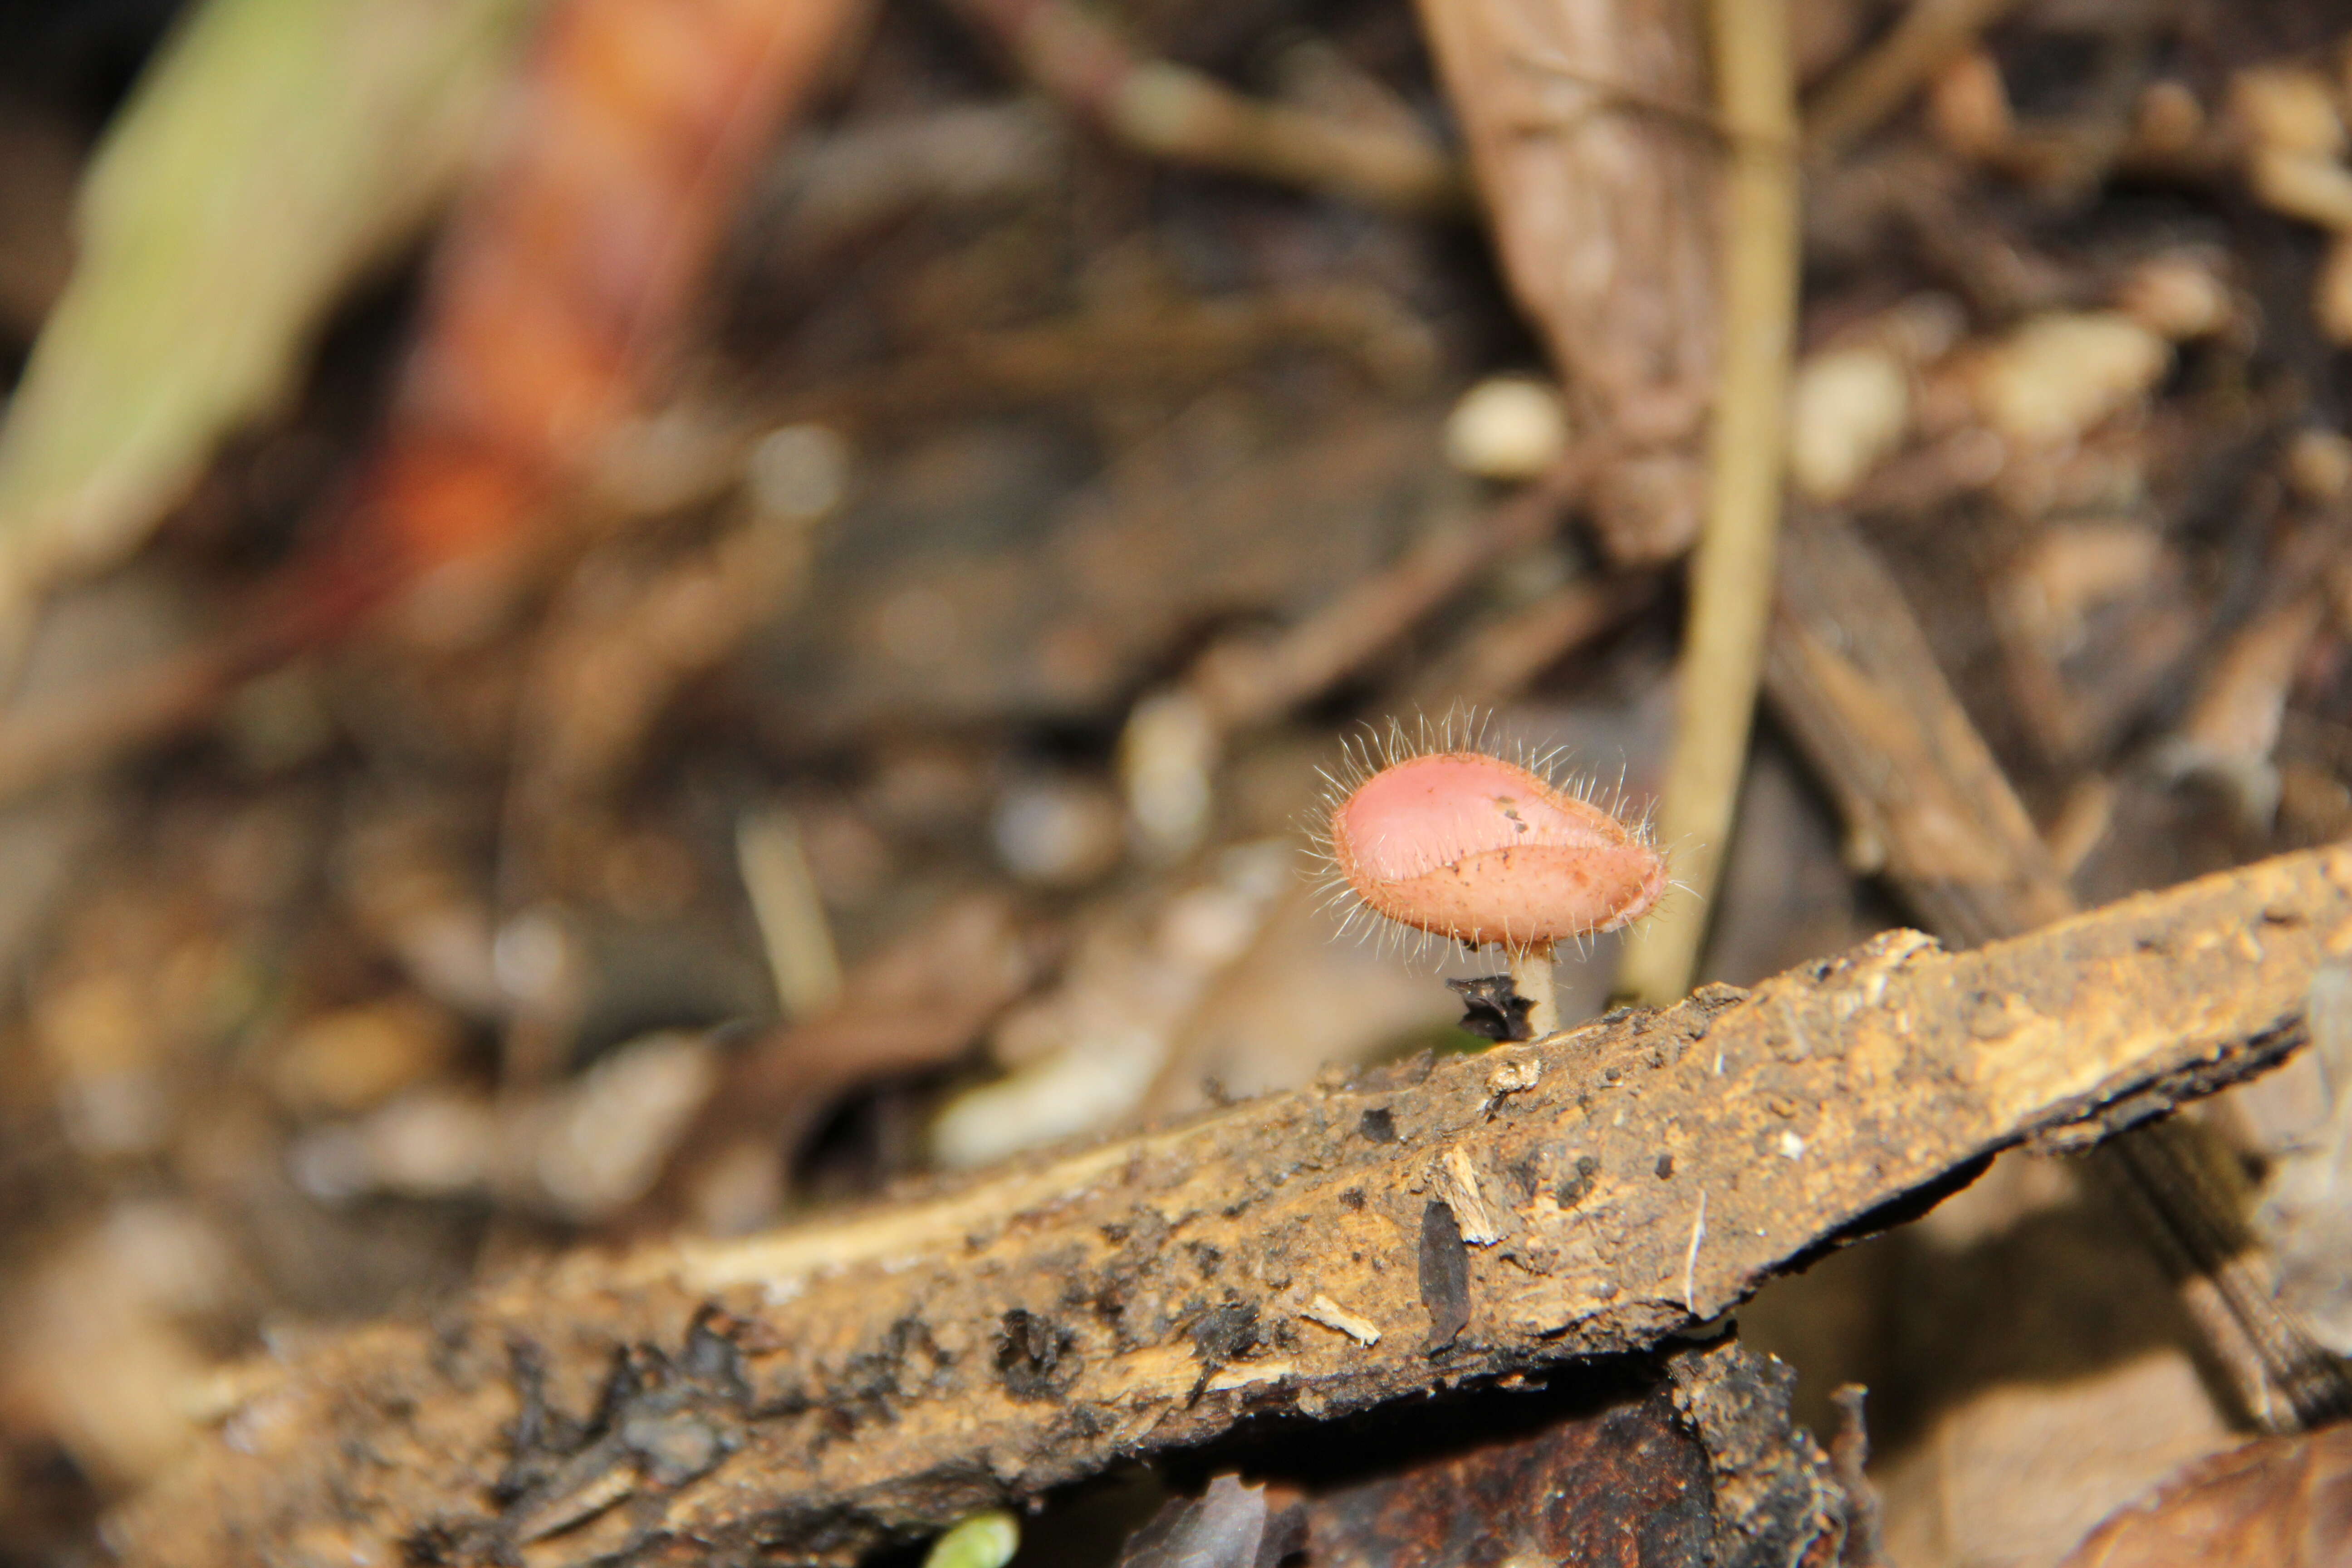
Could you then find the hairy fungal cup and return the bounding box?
[1317,718,1667,1039]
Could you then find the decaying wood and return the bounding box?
[115,843,2352,1565]
[1304,1336,1846,1567]
[1764,508,2352,1431]
[1414,0,1718,563]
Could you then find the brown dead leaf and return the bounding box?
[2059,1425,2352,1568]
[1412,0,1718,562]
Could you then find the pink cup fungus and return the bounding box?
[1319,734,1666,1039]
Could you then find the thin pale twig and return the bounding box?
[1805,0,2030,161]
[1614,0,1800,1006]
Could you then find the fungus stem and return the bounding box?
[1508,941,1558,1039]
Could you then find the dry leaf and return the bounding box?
[0,0,536,630]
[2059,1425,2352,1568]
[1413,0,1718,562]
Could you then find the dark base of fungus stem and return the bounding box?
[1507,941,1558,1038]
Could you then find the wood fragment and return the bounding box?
[1614,0,1800,1005]
[114,843,2352,1565]
[1666,1338,1848,1560]
[1417,1199,1473,1352]
[1433,1149,1502,1246]
[1301,1296,1382,1348]
[1766,509,2073,946]
[1828,1385,1887,1568]
[2154,588,2330,828]
[1307,1338,1845,1566]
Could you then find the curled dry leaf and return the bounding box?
[2058,1424,2352,1568]
[657,891,1037,1229]
[1413,0,1717,562]
[933,845,1289,1169]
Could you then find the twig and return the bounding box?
[117,844,2352,1565]
[737,808,845,1022]
[1803,0,2031,161]
[1613,0,1799,1006]
[946,0,1464,215]
[1120,448,1593,859]
[1409,570,1661,707]
[783,284,1441,424]
[1189,452,1592,732]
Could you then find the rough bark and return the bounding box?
[116,844,2352,1567]
[1303,1336,1846,1568]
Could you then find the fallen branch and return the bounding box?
[120,844,2352,1565]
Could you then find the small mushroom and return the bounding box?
[1320,736,1666,1038]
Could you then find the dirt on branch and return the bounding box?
[113,845,2352,1567]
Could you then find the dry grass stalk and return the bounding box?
[1614,0,1799,1005]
